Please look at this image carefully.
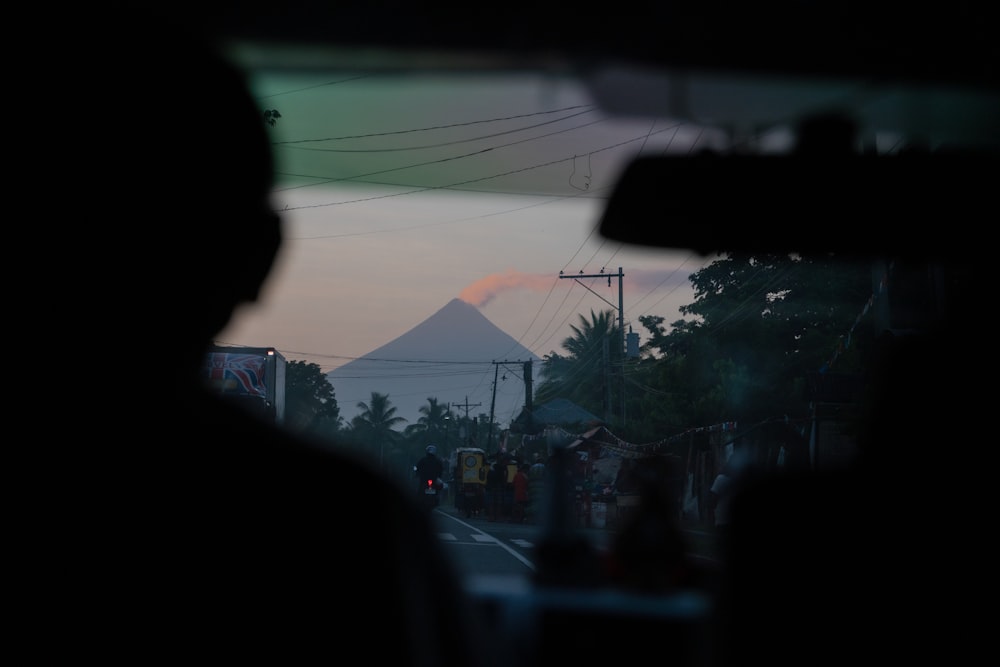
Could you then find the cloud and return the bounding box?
[459,265,698,308]
[459,269,553,307]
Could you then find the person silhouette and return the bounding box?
[35,13,485,666]
[415,444,446,509]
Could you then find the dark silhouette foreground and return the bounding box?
[37,14,484,665]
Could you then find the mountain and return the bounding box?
[328,298,542,427]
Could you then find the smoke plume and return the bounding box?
[459,269,553,307]
[459,265,696,307]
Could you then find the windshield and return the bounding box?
[217,44,994,472]
[205,18,994,667]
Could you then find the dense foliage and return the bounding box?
[539,253,875,442]
[286,360,341,438]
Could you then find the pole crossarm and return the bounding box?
[558,268,625,352]
[558,267,627,425]
[454,396,481,420]
[487,360,531,453]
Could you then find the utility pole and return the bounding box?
[488,360,531,453]
[454,396,481,420]
[487,364,499,452]
[559,267,626,426]
[443,403,451,454]
[453,396,481,445]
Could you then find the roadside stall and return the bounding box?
[565,427,615,528]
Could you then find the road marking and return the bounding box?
[511,539,533,548]
[472,534,499,543]
[436,510,537,571]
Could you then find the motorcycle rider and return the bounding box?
[415,445,445,506]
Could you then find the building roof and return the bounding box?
[513,398,602,432]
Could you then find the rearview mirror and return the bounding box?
[597,152,992,260]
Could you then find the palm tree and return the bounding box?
[405,397,454,459]
[536,308,621,421]
[354,391,407,470]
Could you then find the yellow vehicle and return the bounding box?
[452,447,487,517]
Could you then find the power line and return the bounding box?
[271,105,595,145]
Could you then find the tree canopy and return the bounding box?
[524,253,875,443]
[286,360,341,438]
[535,309,622,422]
[352,391,407,471]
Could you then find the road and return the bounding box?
[430,498,721,586]
[429,499,717,667]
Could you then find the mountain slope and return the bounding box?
[328,298,541,427]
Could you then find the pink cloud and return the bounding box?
[459,269,553,307]
[459,266,696,308]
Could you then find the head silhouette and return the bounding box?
[90,17,280,378]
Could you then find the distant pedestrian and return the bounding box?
[527,454,547,523]
[486,459,507,522]
[511,464,530,523]
[529,453,546,479]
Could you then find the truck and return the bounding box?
[202,345,287,425]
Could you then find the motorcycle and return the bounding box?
[417,475,446,512]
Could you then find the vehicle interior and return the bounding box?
[190,4,995,666]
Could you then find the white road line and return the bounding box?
[436,510,537,571]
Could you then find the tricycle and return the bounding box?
[452,447,487,518]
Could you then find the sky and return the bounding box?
[213,66,729,414]
[217,178,714,420]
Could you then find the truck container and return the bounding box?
[203,345,287,425]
